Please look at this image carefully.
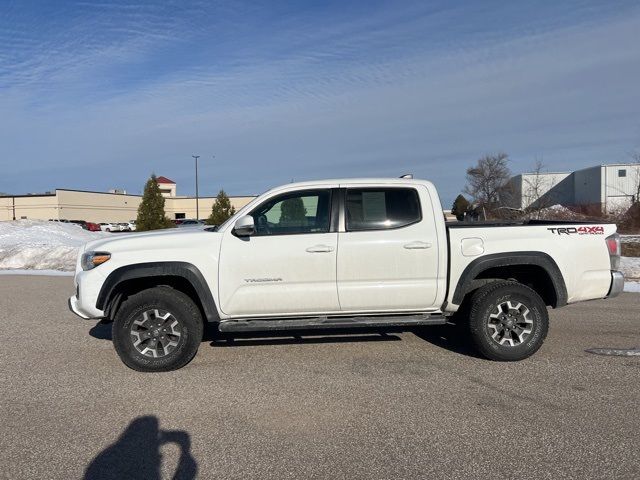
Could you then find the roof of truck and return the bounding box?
[272,177,432,189]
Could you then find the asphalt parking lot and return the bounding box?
[1,276,638,479]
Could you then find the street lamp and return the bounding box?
[192,155,200,219]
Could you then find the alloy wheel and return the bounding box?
[487,300,534,347]
[130,309,182,358]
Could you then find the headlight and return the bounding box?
[81,251,111,271]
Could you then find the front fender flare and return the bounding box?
[96,262,219,322]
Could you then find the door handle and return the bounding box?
[404,241,432,249]
[306,245,335,253]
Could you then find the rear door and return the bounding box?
[336,185,440,311]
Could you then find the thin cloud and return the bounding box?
[1,1,639,204]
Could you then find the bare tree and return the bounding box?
[464,153,511,214]
[631,151,640,205]
[522,160,558,219]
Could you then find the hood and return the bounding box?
[83,227,219,253]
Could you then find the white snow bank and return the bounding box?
[0,220,107,271]
[621,235,640,244]
[620,256,640,281]
[541,204,583,216]
[533,205,587,220]
[624,282,640,292]
[0,269,73,276]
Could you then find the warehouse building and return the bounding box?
[505,163,640,213]
[0,176,255,222]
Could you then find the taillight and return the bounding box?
[605,234,621,270]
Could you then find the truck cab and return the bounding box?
[217,179,447,317]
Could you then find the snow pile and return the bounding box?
[0,220,107,271]
[0,269,73,276]
[620,256,640,292]
[533,204,587,221]
[625,282,640,292]
[621,256,640,280]
[542,204,579,215]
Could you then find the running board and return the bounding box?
[218,313,447,333]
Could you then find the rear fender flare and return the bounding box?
[452,252,567,308]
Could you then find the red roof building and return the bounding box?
[156,176,177,197]
[156,176,176,184]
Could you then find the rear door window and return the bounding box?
[345,188,421,231]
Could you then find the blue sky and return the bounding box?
[1,0,639,205]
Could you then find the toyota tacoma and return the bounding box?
[69,178,624,371]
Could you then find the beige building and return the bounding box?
[0,177,255,222]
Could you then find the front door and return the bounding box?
[219,188,339,317]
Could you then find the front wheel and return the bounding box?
[467,281,549,361]
[112,287,203,372]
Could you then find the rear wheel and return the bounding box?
[468,281,548,361]
[112,287,203,372]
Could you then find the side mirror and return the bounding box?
[233,215,255,236]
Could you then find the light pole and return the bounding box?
[192,155,200,219]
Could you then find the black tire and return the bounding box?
[468,281,549,361]
[112,287,203,372]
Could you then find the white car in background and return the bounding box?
[126,221,137,232]
[99,223,122,232]
[176,219,206,228]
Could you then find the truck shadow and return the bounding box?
[411,324,481,358]
[207,324,482,358]
[89,319,112,340]
[84,415,197,480]
[90,320,479,357]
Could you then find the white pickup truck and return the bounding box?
[69,178,624,371]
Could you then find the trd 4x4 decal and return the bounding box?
[547,226,605,235]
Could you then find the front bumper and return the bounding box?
[68,295,90,319]
[68,268,107,319]
[606,271,625,298]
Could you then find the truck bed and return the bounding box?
[445,220,617,308]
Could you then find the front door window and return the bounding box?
[250,190,332,235]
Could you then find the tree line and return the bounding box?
[136,174,236,232]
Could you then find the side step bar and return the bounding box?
[218,313,447,333]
